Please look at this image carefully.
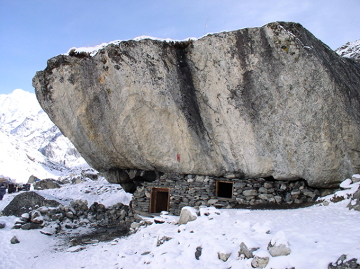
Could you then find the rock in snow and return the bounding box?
[10,236,20,244]
[195,246,202,260]
[178,206,198,225]
[33,22,360,189]
[328,254,360,269]
[352,174,360,184]
[218,252,231,262]
[251,254,269,268]
[267,231,291,257]
[239,242,254,259]
[348,186,360,211]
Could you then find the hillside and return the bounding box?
[0,89,90,183]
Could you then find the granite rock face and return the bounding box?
[33,22,360,189]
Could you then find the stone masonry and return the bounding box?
[131,174,320,216]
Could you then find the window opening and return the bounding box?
[216,181,233,199]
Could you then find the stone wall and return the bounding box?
[3,192,134,231]
[131,174,320,216]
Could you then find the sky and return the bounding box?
[0,0,359,95]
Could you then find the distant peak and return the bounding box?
[336,39,360,61]
[9,89,33,98]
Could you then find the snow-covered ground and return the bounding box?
[0,176,359,269]
[0,177,132,213]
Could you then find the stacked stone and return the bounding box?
[87,201,134,226]
[231,178,319,206]
[12,200,134,231]
[132,174,320,216]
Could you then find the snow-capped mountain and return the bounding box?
[336,39,360,62]
[0,89,90,183]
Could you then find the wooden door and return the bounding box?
[150,188,169,213]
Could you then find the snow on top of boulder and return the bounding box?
[352,174,360,183]
[330,177,360,201]
[67,42,116,57]
[69,35,360,60]
[180,206,198,216]
[270,231,289,246]
[254,249,271,258]
[65,36,198,57]
[340,178,353,188]
[336,39,360,61]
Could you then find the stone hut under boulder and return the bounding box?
[129,171,320,216]
[33,22,360,215]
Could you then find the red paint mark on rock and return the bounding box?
[177,153,181,162]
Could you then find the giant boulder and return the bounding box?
[33,22,360,189]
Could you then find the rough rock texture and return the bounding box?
[267,231,291,257]
[34,178,61,190]
[178,206,198,225]
[328,254,360,269]
[348,186,360,211]
[1,191,60,217]
[195,246,202,260]
[11,199,134,233]
[251,256,269,268]
[33,22,360,188]
[10,236,20,244]
[218,252,231,262]
[352,175,360,183]
[239,242,254,259]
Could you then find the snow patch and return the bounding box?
[270,231,289,246]
[65,36,198,57]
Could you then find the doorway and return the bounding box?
[150,188,170,213]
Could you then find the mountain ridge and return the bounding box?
[336,39,360,63]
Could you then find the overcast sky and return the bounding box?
[1,0,359,95]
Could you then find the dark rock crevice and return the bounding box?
[173,45,208,145]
